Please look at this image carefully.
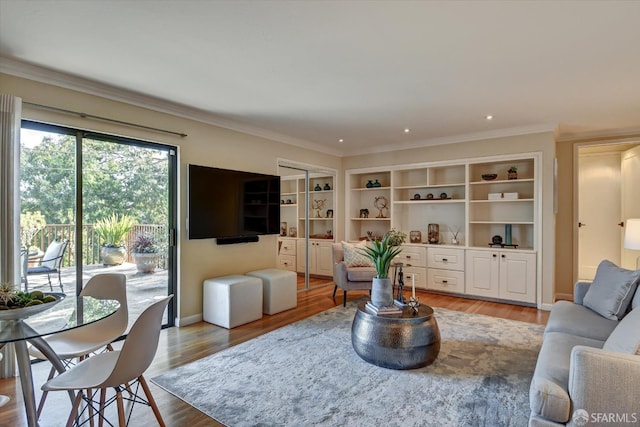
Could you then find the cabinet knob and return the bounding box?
[492,254,497,258]
[406,255,412,259]
[442,258,448,262]
[501,254,506,258]
[442,280,448,284]
[406,264,412,267]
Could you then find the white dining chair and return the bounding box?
[42,295,172,427]
[0,353,9,407]
[29,273,128,416]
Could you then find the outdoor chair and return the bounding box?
[42,295,172,427]
[29,273,128,417]
[25,239,69,292]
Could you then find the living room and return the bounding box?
[1,1,640,426]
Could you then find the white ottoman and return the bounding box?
[246,269,297,315]
[203,275,263,329]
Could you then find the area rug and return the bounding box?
[151,302,544,427]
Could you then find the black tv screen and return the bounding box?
[188,164,281,240]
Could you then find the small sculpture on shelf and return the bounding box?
[374,196,389,218]
[410,231,422,243]
[449,225,461,245]
[324,183,331,190]
[359,208,369,218]
[508,166,518,180]
[312,199,326,218]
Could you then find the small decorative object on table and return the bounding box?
[410,230,422,243]
[323,183,331,190]
[408,296,420,314]
[393,263,406,306]
[428,223,439,244]
[508,166,518,180]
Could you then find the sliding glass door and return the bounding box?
[19,121,177,330]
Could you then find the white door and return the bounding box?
[578,152,622,280]
[621,146,640,269]
[315,241,334,276]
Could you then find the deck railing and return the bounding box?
[27,224,168,269]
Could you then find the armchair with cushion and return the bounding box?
[332,241,376,307]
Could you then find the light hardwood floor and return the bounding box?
[0,278,550,427]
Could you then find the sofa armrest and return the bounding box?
[568,346,640,416]
[573,282,592,305]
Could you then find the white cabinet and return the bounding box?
[296,239,333,277]
[345,153,540,306]
[465,249,536,304]
[394,245,427,289]
[277,238,297,272]
[427,247,465,294]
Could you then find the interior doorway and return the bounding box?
[576,142,640,281]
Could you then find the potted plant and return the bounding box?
[508,166,518,180]
[131,233,159,273]
[95,214,135,266]
[359,228,406,308]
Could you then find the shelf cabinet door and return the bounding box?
[465,250,500,298]
[315,241,334,276]
[499,252,536,303]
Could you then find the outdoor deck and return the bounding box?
[26,263,170,331]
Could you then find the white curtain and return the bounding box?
[0,93,21,285]
[0,93,21,377]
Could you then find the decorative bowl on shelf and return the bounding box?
[0,292,66,321]
[481,174,498,181]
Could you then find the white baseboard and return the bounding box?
[175,313,203,327]
[555,293,573,302]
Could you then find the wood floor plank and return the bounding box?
[0,278,549,427]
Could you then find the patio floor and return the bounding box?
[26,263,170,332]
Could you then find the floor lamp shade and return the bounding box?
[624,219,640,250]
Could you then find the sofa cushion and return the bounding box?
[633,285,640,311]
[583,260,640,320]
[346,267,377,282]
[529,332,605,423]
[545,300,619,342]
[603,306,640,355]
[341,241,373,268]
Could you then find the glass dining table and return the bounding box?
[0,294,120,427]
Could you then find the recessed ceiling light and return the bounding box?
[338,138,344,143]
[485,115,494,120]
[404,128,410,133]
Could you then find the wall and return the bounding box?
[0,73,342,324]
[343,132,557,308]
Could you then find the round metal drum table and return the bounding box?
[351,301,440,370]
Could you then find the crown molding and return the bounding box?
[555,126,640,144]
[342,123,558,157]
[0,56,345,157]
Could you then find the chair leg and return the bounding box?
[332,285,338,297]
[99,388,106,427]
[58,270,64,292]
[139,375,166,427]
[36,365,57,417]
[116,389,126,427]
[343,291,347,307]
[47,272,53,292]
[66,391,84,427]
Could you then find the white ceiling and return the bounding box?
[1,0,639,156]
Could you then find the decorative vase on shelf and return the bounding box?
[508,167,518,180]
[373,179,382,187]
[428,224,439,244]
[314,184,322,191]
[323,183,331,190]
[366,180,373,188]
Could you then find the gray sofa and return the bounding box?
[529,261,640,426]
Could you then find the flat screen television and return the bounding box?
[188,164,281,241]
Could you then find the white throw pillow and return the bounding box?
[603,306,640,355]
[583,260,640,320]
[341,241,373,268]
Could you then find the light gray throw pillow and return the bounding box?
[603,307,640,355]
[583,260,640,320]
